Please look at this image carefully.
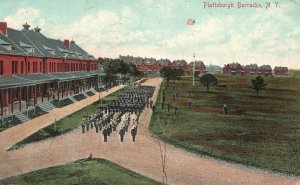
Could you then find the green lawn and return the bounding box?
[10,87,128,150]
[150,72,300,176]
[0,158,162,185]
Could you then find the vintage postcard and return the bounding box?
[0,0,299,184]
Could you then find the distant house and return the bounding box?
[223,63,243,76]
[274,66,288,76]
[172,60,189,73]
[157,59,172,67]
[244,64,259,75]
[188,61,206,74]
[259,65,272,76]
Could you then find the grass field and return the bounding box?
[10,87,128,150]
[150,72,300,176]
[0,158,162,185]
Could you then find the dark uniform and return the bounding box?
[102,129,108,142]
[119,128,125,142]
[131,127,137,142]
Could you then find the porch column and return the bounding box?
[26,86,29,108]
[0,89,3,116]
[19,87,22,111]
[10,88,13,113]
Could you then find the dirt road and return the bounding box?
[0,78,298,185]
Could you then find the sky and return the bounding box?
[0,0,299,69]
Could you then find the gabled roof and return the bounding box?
[172,60,187,66]
[189,61,204,67]
[133,57,143,65]
[0,31,27,55]
[228,63,241,68]
[157,59,170,66]
[244,64,258,69]
[274,66,288,70]
[259,65,272,70]
[6,28,44,57]
[144,57,155,65]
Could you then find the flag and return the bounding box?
[187,19,195,25]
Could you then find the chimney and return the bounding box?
[64,39,70,48]
[34,26,41,33]
[0,22,7,36]
[23,22,30,30]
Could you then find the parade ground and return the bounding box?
[0,78,298,185]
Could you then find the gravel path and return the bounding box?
[0,78,298,185]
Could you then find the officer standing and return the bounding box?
[102,128,108,142]
[174,105,178,115]
[119,128,125,142]
[223,104,228,115]
[167,103,170,112]
[131,127,137,142]
[95,121,99,133]
[81,120,86,133]
[161,102,164,110]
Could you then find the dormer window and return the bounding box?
[11,46,16,51]
[26,48,35,53]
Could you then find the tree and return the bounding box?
[160,67,184,85]
[250,76,267,95]
[199,74,218,92]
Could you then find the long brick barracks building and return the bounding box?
[0,22,102,123]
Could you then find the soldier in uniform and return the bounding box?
[174,105,178,115]
[119,128,125,142]
[223,104,228,115]
[81,119,86,133]
[86,118,90,131]
[150,100,153,108]
[188,100,192,109]
[161,102,164,110]
[131,127,137,142]
[95,120,99,133]
[167,103,170,112]
[152,105,156,113]
[102,127,108,142]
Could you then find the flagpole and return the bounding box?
[193,52,195,86]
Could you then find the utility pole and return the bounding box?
[193,52,195,86]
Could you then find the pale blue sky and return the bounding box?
[1,0,299,68]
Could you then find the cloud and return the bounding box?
[3,4,300,69]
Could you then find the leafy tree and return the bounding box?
[250,76,267,95]
[160,67,184,85]
[199,74,218,92]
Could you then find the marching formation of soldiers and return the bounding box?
[80,85,155,142]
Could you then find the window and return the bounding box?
[33,62,37,73]
[40,62,42,73]
[0,60,3,75]
[12,61,18,74]
[21,62,24,74]
[28,61,30,73]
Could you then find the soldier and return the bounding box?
[173,94,175,101]
[223,104,228,115]
[188,100,192,109]
[86,119,90,131]
[176,91,179,99]
[119,128,125,142]
[167,103,170,112]
[95,121,99,133]
[102,128,108,142]
[131,127,137,142]
[174,105,178,115]
[161,102,164,110]
[81,120,86,133]
[150,100,153,108]
[91,120,94,129]
[162,95,166,103]
[152,105,156,113]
